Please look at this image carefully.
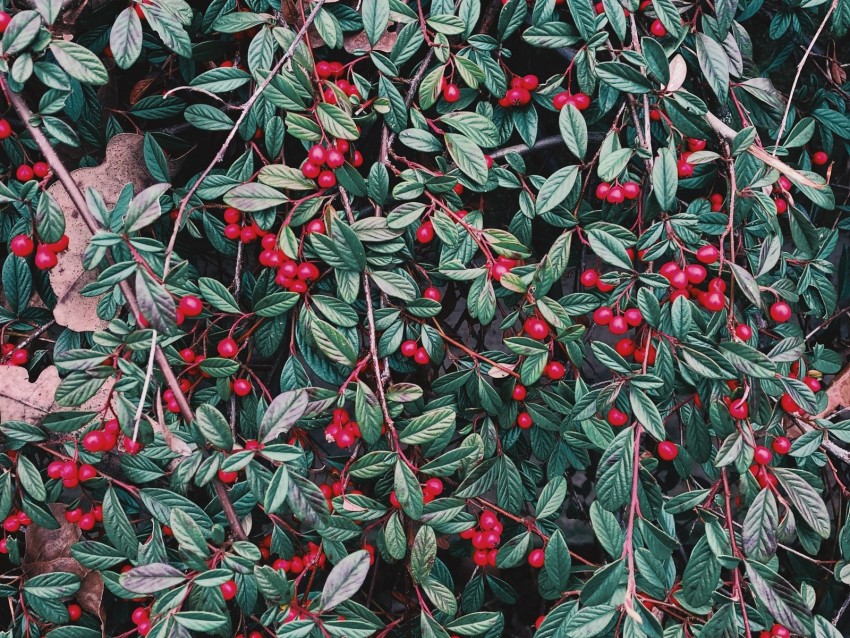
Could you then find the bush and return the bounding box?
[0,0,849,636]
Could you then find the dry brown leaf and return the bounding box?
[818,364,850,418]
[47,134,154,332]
[0,365,114,425]
[23,504,104,621]
[344,29,398,54]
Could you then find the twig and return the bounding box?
[705,112,823,189]
[773,0,839,154]
[162,0,327,277]
[15,319,55,350]
[132,329,158,442]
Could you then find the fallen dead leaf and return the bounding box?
[23,504,104,621]
[344,29,398,54]
[47,134,154,332]
[0,365,114,425]
[818,364,850,419]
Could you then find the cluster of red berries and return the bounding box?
[591,305,643,336]
[780,375,820,414]
[489,255,520,281]
[770,176,792,214]
[10,232,69,270]
[318,478,362,512]
[64,504,103,531]
[15,162,50,182]
[1,343,29,366]
[579,268,616,292]
[81,419,123,454]
[2,510,32,534]
[497,75,538,108]
[48,459,98,487]
[675,138,707,177]
[400,339,431,365]
[272,541,327,574]
[460,510,504,567]
[594,180,640,204]
[301,143,348,188]
[130,606,153,636]
[552,91,590,111]
[274,258,320,293]
[324,408,362,448]
[317,60,362,103]
[222,207,271,244]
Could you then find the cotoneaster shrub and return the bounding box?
[0,0,849,637]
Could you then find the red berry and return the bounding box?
[308,144,327,165]
[753,445,773,465]
[770,301,791,323]
[223,208,241,224]
[609,316,628,335]
[771,625,790,638]
[606,186,625,204]
[79,512,96,531]
[580,269,599,287]
[696,245,720,264]
[0,119,12,139]
[528,548,545,568]
[771,436,791,455]
[780,393,801,414]
[297,262,320,280]
[326,148,346,168]
[10,234,34,257]
[33,162,50,178]
[131,607,149,625]
[178,295,203,317]
[401,340,418,357]
[687,138,706,152]
[650,18,667,36]
[220,580,238,600]
[544,361,565,380]
[34,246,58,270]
[77,464,97,482]
[728,399,749,420]
[67,603,83,621]
[425,478,444,495]
[812,151,828,166]
[622,181,640,199]
[595,182,611,200]
[16,165,34,181]
[224,223,241,240]
[416,222,435,244]
[735,324,753,340]
[521,75,539,90]
[413,347,430,365]
[217,469,238,483]
[512,384,527,401]
[217,338,238,358]
[593,306,613,325]
[301,161,321,179]
[517,412,533,429]
[47,461,64,479]
[442,83,461,103]
[657,441,678,461]
[615,338,636,357]
[232,379,252,397]
[624,308,643,327]
[607,408,628,426]
[685,264,707,284]
[524,317,549,340]
[306,219,326,234]
[803,376,821,392]
[317,170,337,189]
[82,431,106,453]
[677,158,693,178]
[423,286,442,301]
[9,349,28,366]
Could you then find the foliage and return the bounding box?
[0,0,850,636]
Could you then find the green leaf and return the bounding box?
[198,277,241,313]
[696,33,729,103]
[103,487,140,560]
[35,190,65,244]
[399,408,456,444]
[536,165,579,214]
[3,11,42,56]
[411,525,437,584]
[742,488,778,561]
[49,41,109,85]
[223,182,287,211]
[258,389,309,443]
[110,7,143,69]
[320,550,371,610]
[652,148,677,210]
[445,133,488,184]
[195,404,234,451]
[596,62,653,94]
[120,563,186,594]
[559,104,587,159]
[744,560,814,636]
[362,0,390,46]
[124,183,169,233]
[317,103,360,140]
[774,468,830,538]
[629,388,665,441]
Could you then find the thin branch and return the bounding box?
[773,0,839,154]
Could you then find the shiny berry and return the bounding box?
[771,436,791,455]
[524,317,549,340]
[10,234,34,257]
[770,301,792,323]
[657,441,678,461]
